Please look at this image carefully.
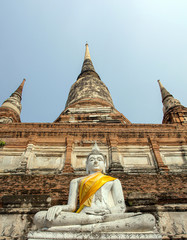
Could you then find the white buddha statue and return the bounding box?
[33,143,156,233]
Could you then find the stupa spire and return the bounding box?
[64,44,113,109]
[157,80,187,124]
[14,78,26,97]
[0,79,26,123]
[157,80,173,102]
[158,80,187,124]
[81,43,95,73]
[55,44,131,124]
[157,80,181,114]
[84,43,91,60]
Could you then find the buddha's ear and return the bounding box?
[101,158,106,174]
[103,156,107,174]
[86,161,89,174]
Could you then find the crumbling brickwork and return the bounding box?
[0,174,186,208]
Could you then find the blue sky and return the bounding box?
[0,0,186,123]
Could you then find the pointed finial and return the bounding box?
[84,43,91,60]
[157,80,181,114]
[15,78,26,96]
[79,43,95,74]
[157,80,166,93]
[0,79,26,123]
[157,79,173,102]
[157,79,162,87]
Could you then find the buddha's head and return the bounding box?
[86,142,106,174]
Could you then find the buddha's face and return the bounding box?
[87,154,105,174]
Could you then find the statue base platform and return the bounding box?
[28,231,162,240]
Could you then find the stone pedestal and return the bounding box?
[28,231,162,240]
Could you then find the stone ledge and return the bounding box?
[28,231,162,240]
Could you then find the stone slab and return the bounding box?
[28,231,162,240]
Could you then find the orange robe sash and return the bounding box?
[76,172,116,213]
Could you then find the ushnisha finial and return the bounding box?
[87,142,105,161]
[86,142,106,173]
[91,141,101,155]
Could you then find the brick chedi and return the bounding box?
[66,43,114,108]
[0,79,26,123]
[0,45,186,240]
[55,44,130,125]
[158,80,187,124]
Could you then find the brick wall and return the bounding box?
[0,173,186,209]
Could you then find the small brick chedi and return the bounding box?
[0,44,187,239]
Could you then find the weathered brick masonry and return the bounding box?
[0,174,186,208]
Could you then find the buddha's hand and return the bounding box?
[110,205,126,214]
[85,208,110,215]
[94,209,111,215]
[46,205,67,221]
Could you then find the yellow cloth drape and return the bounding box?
[76,172,116,213]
